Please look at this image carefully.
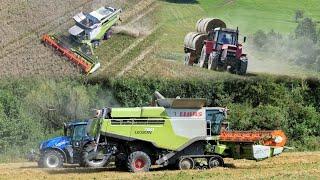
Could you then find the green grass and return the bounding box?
[199,0,320,34]
[158,0,320,53]
[150,0,320,78]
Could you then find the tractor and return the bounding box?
[28,121,108,168]
[81,92,287,173]
[184,18,248,75]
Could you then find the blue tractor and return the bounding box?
[30,121,108,168]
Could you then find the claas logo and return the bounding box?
[179,111,203,117]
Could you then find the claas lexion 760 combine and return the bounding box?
[42,6,121,74]
[82,92,287,172]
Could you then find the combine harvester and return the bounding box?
[184,18,248,75]
[42,6,121,74]
[81,92,287,172]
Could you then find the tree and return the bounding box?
[295,10,304,22]
[295,18,318,43]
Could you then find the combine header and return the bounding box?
[42,6,121,74]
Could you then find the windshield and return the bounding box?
[80,14,100,27]
[218,31,237,45]
[73,125,87,141]
[206,110,225,135]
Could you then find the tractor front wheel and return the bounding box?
[208,52,219,70]
[39,150,64,168]
[237,57,248,75]
[127,151,151,173]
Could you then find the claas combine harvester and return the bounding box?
[184,18,248,75]
[42,6,121,74]
[81,92,287,172]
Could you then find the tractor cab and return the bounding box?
[64,121,88,147]
[209,27,238,49]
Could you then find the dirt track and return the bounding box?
[0,152,319,180]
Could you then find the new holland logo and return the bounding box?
[135,128,154,134]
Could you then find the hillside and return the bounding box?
[120,0,320,79]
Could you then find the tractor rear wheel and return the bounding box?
[178,157,194,170]
[81,144,109,168]
[127,151,151,173]
[199,46,209,68]
[115,153,128,171]
[208,155,224,169]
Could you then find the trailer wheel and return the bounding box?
[127,151,151,173]
[39,150,64,168]
[178,157,194,170]
[208,155,224,168]
[184,53,192,66]
[199,46,209,68]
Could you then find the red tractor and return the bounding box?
[184,18,248,75]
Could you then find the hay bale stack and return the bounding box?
[196,18,226,34]
[184,32,207,53]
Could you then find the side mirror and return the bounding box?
[243,36,247,43]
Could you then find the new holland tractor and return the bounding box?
[28,121,108,168]
[82,92,287,172]
[184,18,248,75]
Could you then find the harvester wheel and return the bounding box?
[237,57,248,75]
[104,29,113,40]
[184,53,192,66]
[39,149,64,168]
[178,157,194,170]
[127,151,151,173]
[208,155,224,169]
[81,144,109,168]
[208,53,218,70]
[199,46,209,68]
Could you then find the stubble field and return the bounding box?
[0,152,319,180]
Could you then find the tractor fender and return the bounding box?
[41,147,69,163]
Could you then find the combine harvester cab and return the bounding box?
[42,6,121,74]
[84,92,287,172]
